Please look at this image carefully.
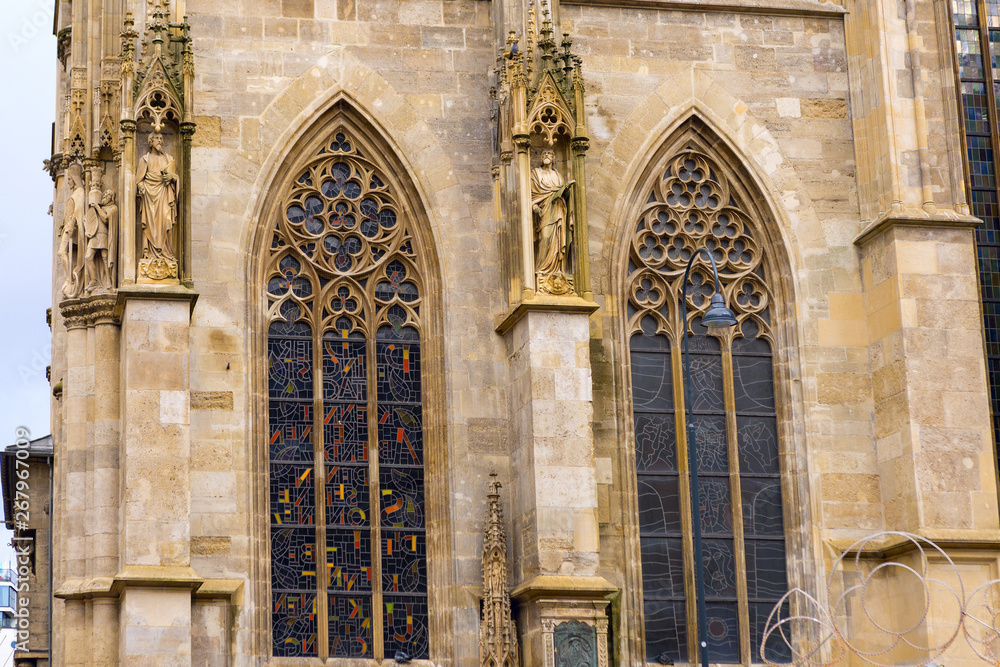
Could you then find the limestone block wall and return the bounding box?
[41,0,1000,663]
[860,225,996,531]
[184,0,508,660]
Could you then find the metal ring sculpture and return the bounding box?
[758,532,1000,666]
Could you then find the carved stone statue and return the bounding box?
[85,188,118,292]
[530,147,574,295]
[136,131,178,280]
[59,171,85,298]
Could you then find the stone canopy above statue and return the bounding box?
[492,0,597,332]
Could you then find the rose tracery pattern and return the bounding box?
[267,131,422,340]
[266,129,428,660]
[627,151,772,342]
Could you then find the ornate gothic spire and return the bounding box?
[480,474,519,667]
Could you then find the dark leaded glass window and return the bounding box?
[952,0,1000,457]
[267,129,428,659]
[626,145,789,663]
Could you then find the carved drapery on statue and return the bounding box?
[492,0,592,315]
[59,168,86,298]
[53,0,194,303]
[530,147,575,294]
[136,132,179,279]
[480,475,519,667]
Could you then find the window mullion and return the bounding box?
[314,325,329,658]
[369,332,384,659]
[671,332,700,663]
[721,337,751,667]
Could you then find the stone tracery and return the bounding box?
[265,126,428,660]
[626,149,773,343]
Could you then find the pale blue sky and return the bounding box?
[0,1,58,573]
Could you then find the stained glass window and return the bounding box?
[267,129,428,659]
[626,145,788,663]
[952,0,1000,461]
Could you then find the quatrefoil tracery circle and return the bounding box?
[627,148,772,340]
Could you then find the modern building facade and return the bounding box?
[40,0,1000,664]
[1,435,53,667]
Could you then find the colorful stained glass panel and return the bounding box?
[326,528,373,593]
[269,400,315,463]
[328,595,374,658]
[271,527,318,591]
[962,82,991,136]
[376,342,421,404]
[380,467,425,529]
[954,0,979,26]
[325,464,370,527]
[271,463,316,526]
[968,135,997,188]
[273,592,318,657]
[322,337,367,402]
[323,402,369,465]
[378,404,424,467]
[381,530,426,594]
[383,596,430,659]
[958,29,986,80]
[269,336,313,400]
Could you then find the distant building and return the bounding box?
[1,435,52,667]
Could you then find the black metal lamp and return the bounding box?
[679,248,737,667]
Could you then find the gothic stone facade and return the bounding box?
[44,0,1000,664]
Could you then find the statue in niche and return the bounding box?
[531,147,575,295]
[136,131,178,280]
[58,170,85,298]
[85,187,118,292]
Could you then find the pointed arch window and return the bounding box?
[625,141,790,664]
[265,128,428,659]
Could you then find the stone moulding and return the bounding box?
[560,0,847,18]
[112,283,199,320]
[853,212,982,247]
[494,292,600,335]
[54,566,243,605]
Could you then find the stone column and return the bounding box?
[502,307,614,667]
[60,308,90,666]
[858,223,999,531]
[90,301,119,664]
[115,286,199,662]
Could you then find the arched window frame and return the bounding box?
[614,116,812,666]
[246,101,450,664]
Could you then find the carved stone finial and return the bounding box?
[480,474,519,667]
